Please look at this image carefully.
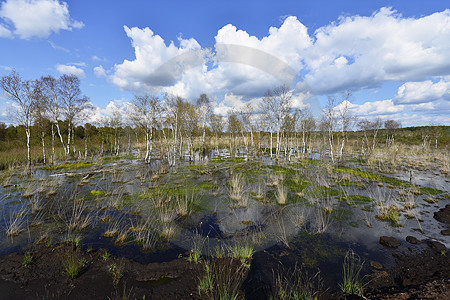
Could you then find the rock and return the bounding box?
[426,240,446,252]
[406,236,421,244]
[441,229,450,236]
[380,236,401,248]
[434,205,450,224]
[370,261,383,269]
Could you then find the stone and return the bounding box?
[434,205,450,224]
[406,236,421,244]
[370,261,383,269]
[380,236,401,248]
[441,229,450,236]
[426,240,446,252]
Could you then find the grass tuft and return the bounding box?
[339,249,364,296]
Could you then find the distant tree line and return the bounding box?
[1,70,448,172]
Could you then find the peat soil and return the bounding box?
[0,240,447,299]
[0,204,448,299]
[356,203,450,300]
[0,243,202,299]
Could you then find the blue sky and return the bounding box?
[1,0,449,126]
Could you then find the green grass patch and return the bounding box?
[334,166,415,188]
[266,165,296,175]
[340,250,364,296]
[340,195,374,205]
[229,244,254,265]
[306,185,343,198]
[43,161,93,170]
[375,208,400,226]
[283,179,308,190]
[100,156,122,162]
[419,187,444,195]
[89,190,105,197]
[22,251,33,267]
[334,166,378,179]
[198,182,219,190]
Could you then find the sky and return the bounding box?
[0,0,449,127]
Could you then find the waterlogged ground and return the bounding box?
[0,151,449,298]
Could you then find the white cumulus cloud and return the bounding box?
[56,64,85,78]
[110,8,450,125]
[393,79,450,104]
[335,99,405,117]
[93,65,107,78]
[304,7,450,94]
[0,0,83,39]
[111,25,210,94]
[112,16,311,100]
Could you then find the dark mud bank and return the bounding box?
[0,240,448,300]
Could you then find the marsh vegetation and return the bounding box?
[0,70,449,298]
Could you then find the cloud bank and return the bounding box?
[0,0,83,39]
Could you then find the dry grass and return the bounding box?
[275,184,288,205]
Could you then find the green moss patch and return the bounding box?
[340,195,374,205]
[89,190,106,197]
[306,185,343,198]
[283,179,308,190]
[198,182,218,190]
[266,165,296,175]
[419,187,444,195]
[43,162,94,170]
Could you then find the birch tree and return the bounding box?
[40,76,64,163]
[261,85,292,159]
[260,90,276,158]
[358,118,383,155]
[237,104,253,156]
[209,113,224,152]
[165,94,184,163]
[182,101,200,160]
[323,96,338,162]
[196,93,211,153]
[336,92,356,159]
[32,84,50,164]
[129,94,159,163]
[58,74,90,156]
[0,70,40,173]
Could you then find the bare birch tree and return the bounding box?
[0,70,40,173]
[336,92,356,159]
[32,82,50,164]
[40,76,64,163]
[129,94,159,163]
[260,85,292,159]
[196,93,211,154]
[323,96,338,162]
[58,74,90,156]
